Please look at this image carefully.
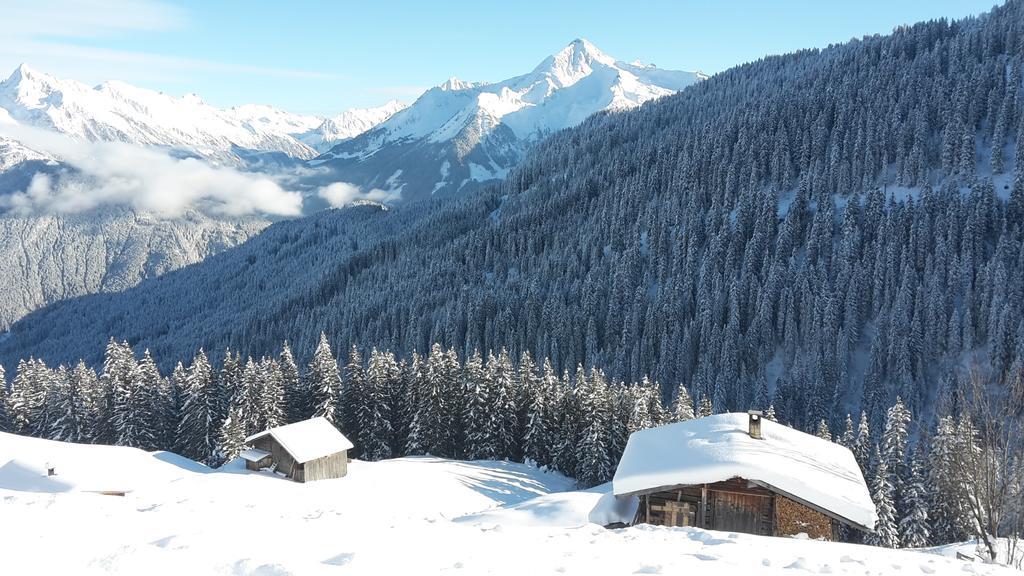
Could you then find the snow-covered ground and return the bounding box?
[0,432,1017,575]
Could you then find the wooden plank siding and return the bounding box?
[249,436,348,482]
[302,452,348,482]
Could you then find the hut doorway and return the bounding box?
[709,490,772,533]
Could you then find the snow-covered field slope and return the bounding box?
[0,433,1015,575]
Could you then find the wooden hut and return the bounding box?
[611,412,876,539]
[242,417,354,483]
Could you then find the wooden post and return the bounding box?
[700,485,708,528]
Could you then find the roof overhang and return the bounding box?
[615,477,874,533]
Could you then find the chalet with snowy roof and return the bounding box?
[242,417,354,483]
[612,411,876,539]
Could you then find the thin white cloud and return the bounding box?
[318,182,400,208]
[0,0,187,38]
[0,125,303,218]
[0,0,339,85]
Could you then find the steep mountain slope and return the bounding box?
[0,208,265,330]
[3,2,1024,440]
[313,39,704,200]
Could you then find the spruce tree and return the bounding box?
[461,350,489,460]
[48,363,89,443]
[816,419,832,441]
[116,350,162,451]
[697,394,713,418]
[853,411,872,473]
[0,363,10,432]
[308,333,342,428]
[359,348,397,461]
[259,357,285,431]
[577,368,613,487]
[522,358,555,466]
[280,342,307,423]
[899,451,930,548]
[341,345,365,440]
[218,397,248,464]
[669,385,695,422]
[174,350,218,465]
[866,447,899,548]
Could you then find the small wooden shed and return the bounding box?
[612,412,876,539]
[243,417,354,483]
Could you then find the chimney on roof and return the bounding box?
[748,410,763,440]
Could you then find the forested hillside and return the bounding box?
[3,1,1024,439]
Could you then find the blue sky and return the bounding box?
[0,0,1000,116]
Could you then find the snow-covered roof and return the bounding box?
[239,448,271,463]
[612,413,877,530]
[245,417,354,464]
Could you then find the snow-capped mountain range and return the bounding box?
[314,38,706,199]
[0,64,407,166]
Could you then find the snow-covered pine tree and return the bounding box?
[487,349,518,460]
[216,349,241,428]
[308,333,342,428]
[115,349,162,451]
[240,357,264,434]
[48,363,89,443]
[409,344,457,457]
[280,342,307,424]
[880,397,912,519]
[404,352,428,455]
[669,384,695,422]
[7,359,32,434]
[341,345,364,441]
[461,349,489,460]
[97,339,136,445]
[607,382,633,467]
[839,414,855,449]
[28,359,55,438]
[816,419,832,441]
[217,395,248,465]
[0,363,10,432]
[866,447,899,548]
[577,367,613,487]
[164,361,187,448]
[697,394,713,418]
[522,357,555,466]
[764,404,776,422]
[174,350,219,465]
[899,450,930,548]
[359,348,397,461]
[552,369,582,477]
[853,411,872,473]
[513,351,540,462]
[259,357,285,430]
[926,414,969,544]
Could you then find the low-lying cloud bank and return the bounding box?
[317,181,400,208]
[0,124,303,218]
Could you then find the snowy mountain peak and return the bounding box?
[532,38,617,88]
[438,77,479,91]
[317,39,704,200]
